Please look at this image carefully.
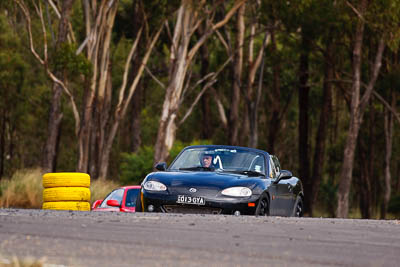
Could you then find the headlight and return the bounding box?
[221,187,252,197]
[143,181,167,191]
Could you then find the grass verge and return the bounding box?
[0,168,43,209]
[0,255,45,267]
[0,169,121,209]
[90,178,121,203]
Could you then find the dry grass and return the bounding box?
[0,169,121,209]
[90,178,121,203]
[0,168,44,209]
[0,255,45,267]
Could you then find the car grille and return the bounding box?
[162,205,222,215]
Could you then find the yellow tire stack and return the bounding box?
[42,173,91,211]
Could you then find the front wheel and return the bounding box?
[255,194,269,216]
[292,196,303,217]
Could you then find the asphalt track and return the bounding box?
[0,209,399,266]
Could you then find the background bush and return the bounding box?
[388,195,400,216]
[119,140,210,185]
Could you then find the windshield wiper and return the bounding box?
[179,166,215,171]
[224,170,265,177]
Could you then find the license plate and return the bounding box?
[177,195,205,205]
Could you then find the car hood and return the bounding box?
[145,170,262,192]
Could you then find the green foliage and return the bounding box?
[378,66,400,95]
[119,146,154,185]
[1,0,400,217]
[51,43,91,76]
[0,15,26,92]
[0,12,49,176]
[368,0,400,51]
[119,140,211,185]
[319,178,338,218]
[111,36,133,91]
[388,194,400,215]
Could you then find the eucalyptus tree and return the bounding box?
[234,1,270,148]
[13,0,162,179]
[380,74,399,218]
[153,0,247,164]
[42,0,75,173]
[262,0,344,215]
[204,1,269,147]
[71,0,162,179]
[337,0,400,218]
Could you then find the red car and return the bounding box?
[91,185,141,212]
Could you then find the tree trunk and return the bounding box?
[247,28,269,148]
[199,24,212,140]
[336,10,365,217]
[337,111,363,217]
[229,4,244,146]
[359,153,372,219]
[298,35,311,214]
[308,41,334,216]
[357,104,374,219]
[153,0,246,163]
[397,160,400,194]
[154,4,191,164]
[42,82,63,173]
[42,0,75,173]
[77,89,94,173]
[77,0,118,175]
[337,0,365,218]
[129,0,144,153]
[337,0,385,217]
[248,56,265,148]
[267,30,281,154]
[97,21,162,179]
[0,110,5,179]
[366,103,375,219]
[131,86,142,153]
[381,92,394,219]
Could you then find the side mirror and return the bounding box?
[155,162,167,171]
[274,170,293,184]
[92,199,103,209]
[106,199,121,207]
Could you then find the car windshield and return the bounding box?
[169,147,266,175]
[100,188,124,208]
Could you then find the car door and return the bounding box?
[122,188,140,212]
[272,155,296,216]
[269,155,292,216]
[267,156,282,216]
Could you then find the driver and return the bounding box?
[201,154,213,168]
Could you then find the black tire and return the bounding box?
[292,195,303,217]
[255,193,269,216]
[135,191,143,212]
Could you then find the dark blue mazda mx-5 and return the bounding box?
[137,145,304,217]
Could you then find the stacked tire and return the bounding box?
[42,173,91,211]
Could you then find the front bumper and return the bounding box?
[142,190,260,215]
